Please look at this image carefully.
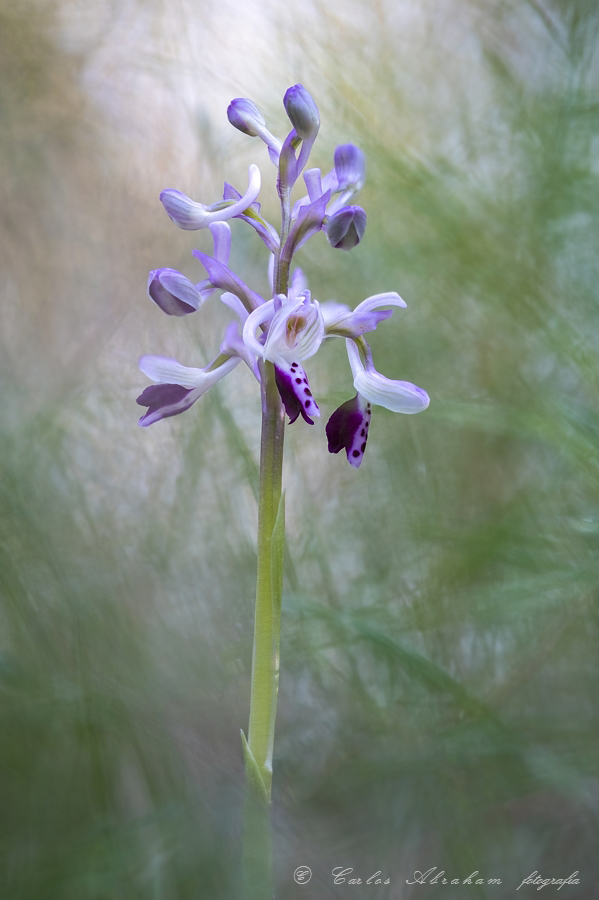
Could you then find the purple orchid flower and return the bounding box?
[138,85,429,465]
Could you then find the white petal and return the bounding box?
[267,253,275,292]
[220,322,259,379]
[243,299,276,358]
[353,291,406,313]
[221,291,249,322]
[346,340,430,414]
[139,354,238,389]
[262,295,324,363]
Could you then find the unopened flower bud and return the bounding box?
[283,84,320,141]
[148,268,202,316]
[334,144,365,191]
[227,98,267,136]
[326,206,367,250]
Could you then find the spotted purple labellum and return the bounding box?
[326,394,371,468]
[274,361,320,425]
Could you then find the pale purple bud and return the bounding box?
[326,206,367,250]
[283,84,320,141]
[227,98,266,136]
[334,144,366,191]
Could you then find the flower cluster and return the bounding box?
[138,85,429,466]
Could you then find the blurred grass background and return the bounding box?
[1,0,599,897]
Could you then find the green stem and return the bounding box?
[248,363,285,796]
[242,364,285,900]
[243,165,292,900]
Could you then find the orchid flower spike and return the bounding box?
[160,165,261,230]
[138,84,429,468]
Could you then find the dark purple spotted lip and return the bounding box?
[325,393,371,468]
[274,361,320,425]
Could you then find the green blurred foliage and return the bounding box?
[1,0,599,897]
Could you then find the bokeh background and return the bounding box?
[2,0,599,897]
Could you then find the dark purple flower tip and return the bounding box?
[227,98,266,136]
[136,383,200,426]
[283,84,320,141]
[274,361,320,425]
[334,144,366,190]
[326,394,371,468]
[147,268,201,316]
[326,206,367,250]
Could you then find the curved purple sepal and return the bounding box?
[136,383,200,426]
[326,394,371,468]
[274,361,320,425]
[192,251,263,312]
[281,190,331,262]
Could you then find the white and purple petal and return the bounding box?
[346,339,430,413]
[325,393,371,467]
[274,360,319,425]
[137,354,240,426]
[261,293,325,363]
[323,292,406,338]
[220,321,259,379]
